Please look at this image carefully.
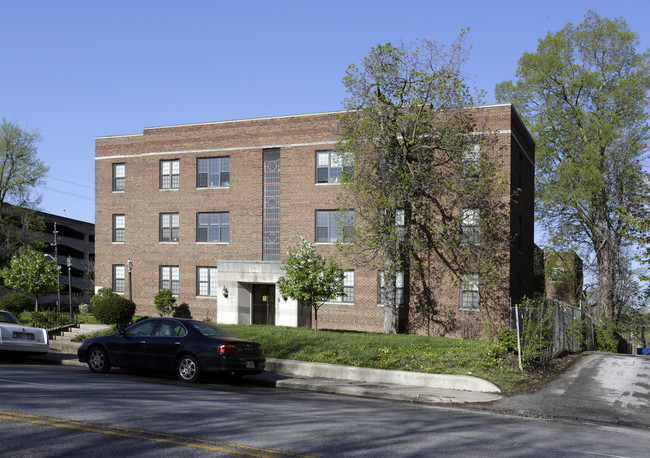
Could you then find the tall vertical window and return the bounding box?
[462,143,480,177]
[460,273,479,310]
[331,270,354,303]
[197,157,230,187]
[316,151,353,183]
[461,208,480,245]
[377,272,404,307]
[160,213,179,242]
[197,212,229,243]
[160,159,179,189]
[113,264,125,293]
[112,214,125,243]
[113,163,125,191]
[160,266,180,295]
[197,267,218,297]
[316,210,354,243]
[263,149,281,260]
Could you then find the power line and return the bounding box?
[41,186,94,201]
[46,175,94,190]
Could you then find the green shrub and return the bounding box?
[154,289,176,317]
[78,304,90,314]
[93,293,136,329]
[0,292,34,316]
[498,329,518,352]
[594,320,619,352]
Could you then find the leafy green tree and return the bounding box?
[154,289,176,317]
[495,11,650,321]
[277,237,344,331]
[339,36,510,333]
[0,119,49,264]
[0,245,59,311]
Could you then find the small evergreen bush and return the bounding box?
[154,289,176,317]
[92,288,136,328]
[0,292,34,316]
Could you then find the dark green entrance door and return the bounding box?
[252,284,276,325]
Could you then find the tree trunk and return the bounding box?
[594,226,616,321]
[383,267,398,334]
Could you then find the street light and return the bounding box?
[44,253,61,312]
[127,258,133,301]
[67,256,73,321]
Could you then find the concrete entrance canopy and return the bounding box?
[217,260,310,327]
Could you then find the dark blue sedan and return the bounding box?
[77,318,265,382]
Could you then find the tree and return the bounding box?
[0,245,60,311]
[91,288,136,329]
[339,36,510,333]
[0,119,48,264]
[495,11,650,321]
[154,289,176,317]
[277,237,344,331]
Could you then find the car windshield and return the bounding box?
[190,321,234,338]
[0,311,21,324]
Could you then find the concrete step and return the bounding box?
[49,324,113,353]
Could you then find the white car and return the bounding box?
[0,310,49,361]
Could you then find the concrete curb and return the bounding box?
[266,358,501,393]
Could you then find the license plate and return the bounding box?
[246,361,255,369]
[13,332,35,340]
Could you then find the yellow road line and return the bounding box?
[0,410,316,458]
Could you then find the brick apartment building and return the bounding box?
[95,104,535,338]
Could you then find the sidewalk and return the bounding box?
[37,324,503,405]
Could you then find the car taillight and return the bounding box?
[258,346,263,356]
[218,344,238,354]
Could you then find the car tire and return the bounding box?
[177,354,200,383]
[87,346,111,373]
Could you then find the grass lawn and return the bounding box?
[219,324,534,393]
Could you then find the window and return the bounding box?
[113,163,125,191]
[160,213,179,242]
[197,157,230,188]
[378,272,404,307]
[460,273,479,310]
[331,270,354,303]
[113,264,125,293]
[160,266,180,295]
[461,208,480,245]
[197,212,229,243]
[462,143,480,177]
[112,214,125,243]
[316,151,353,183]
[316,210,354,243]
[197,267,218,297]
[160,159,179,189]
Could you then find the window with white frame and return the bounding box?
[197,267,218,297]
[197,157,230,188]
[462,143,481,177]
[160,213,179,242]
[160,159,179,189]
[316,151,353,183]
[316,210,354,243]
[112,214,125,243]
[460,273,479,310]
[113,264,125,293]
[377,271,404,307]
[197,212,229,243]
[113,163,125,191]
[160,265,180,295]
[330,270,354,303]
[461,208,480,245]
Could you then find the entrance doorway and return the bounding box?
[252,284,276,325]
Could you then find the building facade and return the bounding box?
[95,104,535,337]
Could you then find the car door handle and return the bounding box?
[174,341,181,345]
[140,341,146,344]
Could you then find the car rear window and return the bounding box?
[191,321,234,337]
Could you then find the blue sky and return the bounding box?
[2,1,649,225]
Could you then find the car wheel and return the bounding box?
[87,346,111,373]
[177,354,200,382]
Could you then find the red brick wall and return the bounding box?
[95,106,534,336]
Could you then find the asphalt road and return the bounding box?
[2,361,650,457]
[485,353,650,428]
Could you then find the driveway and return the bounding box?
[488,353,650,427]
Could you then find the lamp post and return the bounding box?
[67,256,73,321]
[127,258,133,301]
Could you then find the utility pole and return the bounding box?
[52,222,61,312]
